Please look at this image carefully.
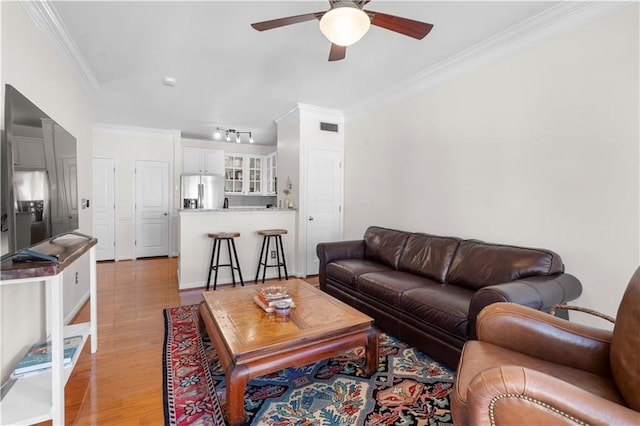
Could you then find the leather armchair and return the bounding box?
[451,267,640,425]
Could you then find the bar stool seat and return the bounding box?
[206,232,244,290]
[255,229,288,283]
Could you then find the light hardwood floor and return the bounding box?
[41,256,317,425]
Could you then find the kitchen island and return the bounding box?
[178,208,296,289]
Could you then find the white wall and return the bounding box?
[344,6,639,326]
[92,130,277,260]
[182,137,275,156]
[1,2,94,382]
[93,125,179,260]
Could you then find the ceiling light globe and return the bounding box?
[319,4,370,47]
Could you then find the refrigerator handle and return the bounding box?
[198,183,204,209]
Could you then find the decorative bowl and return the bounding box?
[260,285,288,300]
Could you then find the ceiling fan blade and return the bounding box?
[328,44,346,61]
[366,10,434,40]
[251,12,325,31]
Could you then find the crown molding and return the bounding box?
[346,1,634,121]
[276,103,344,124]
[19,0,100,97]
[94,123,181,141]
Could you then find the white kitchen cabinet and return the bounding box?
[224,154,265,195]
[265,152,277,195]
[13,136,46,169]
[182,147,224,174]
[224,154,244,194]
[246,155,263,195]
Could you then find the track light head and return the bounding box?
[216,127,255,144]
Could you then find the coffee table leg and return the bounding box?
[227,364,249,426]
[364,328,379,376]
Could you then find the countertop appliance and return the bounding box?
[181,174,224,210]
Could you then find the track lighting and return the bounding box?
[216,127,255,144]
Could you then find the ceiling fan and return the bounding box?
[251,0,433,62]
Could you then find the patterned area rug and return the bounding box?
[163,304,455,425]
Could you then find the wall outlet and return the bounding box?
[270,250,276,259]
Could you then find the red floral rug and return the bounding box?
[163,304,225,425]
[163,304,455,425]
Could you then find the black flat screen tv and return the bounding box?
[1,85,79,259]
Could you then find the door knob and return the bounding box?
[164,213,168,216]
[308,216,314,221]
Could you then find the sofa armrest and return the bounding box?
[316,240,365,290]
[464,366,639,426]
[476,303,612,375]
[468,273,582,339]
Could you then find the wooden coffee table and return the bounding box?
[199,279,378,425]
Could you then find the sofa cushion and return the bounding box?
[398,233,460,283]
[400,285,474,337]
[326,259,393,289]
[363,226,410,269]
[358,271,437,306]
[446,240,564,291]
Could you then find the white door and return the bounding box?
[93,158,116,261]
[306,149,343,275]
[135,161,170,258]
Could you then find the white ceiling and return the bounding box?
[49,1,564,145]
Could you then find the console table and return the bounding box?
[0,234,98,425]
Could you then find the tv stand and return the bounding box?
[50,231,93,243]
[0,235,98,425]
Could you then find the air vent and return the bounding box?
[320,122,339,133]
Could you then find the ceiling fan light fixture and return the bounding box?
[319,3,371,47]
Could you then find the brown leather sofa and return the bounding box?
[451,266,640,425]
[316,226,582,367]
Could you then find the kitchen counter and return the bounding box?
[179,207,295,213]
[178,208,296,289]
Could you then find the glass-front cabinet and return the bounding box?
[224,155,244,193]
[247,156,262,194]
[224,152,276,195]
[265,152,277,195]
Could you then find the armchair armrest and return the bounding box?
[466,366,639,426]
[468,273,582,339]
[476,303,612,375]
[316,240,365,290]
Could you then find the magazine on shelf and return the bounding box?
[10,335,83,379]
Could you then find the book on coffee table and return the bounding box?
[10,335,82,379]
[253,295,295,313]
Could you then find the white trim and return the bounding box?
[19,0,100,97]
[276,103,345,125]
[297,103,344,118]
[346,1,634,120]
[94,123,181,140]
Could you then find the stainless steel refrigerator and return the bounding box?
[181,174,224,209]
[13,170,50,249]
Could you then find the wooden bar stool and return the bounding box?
[255,229,289,283]
[206,232,244,290]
